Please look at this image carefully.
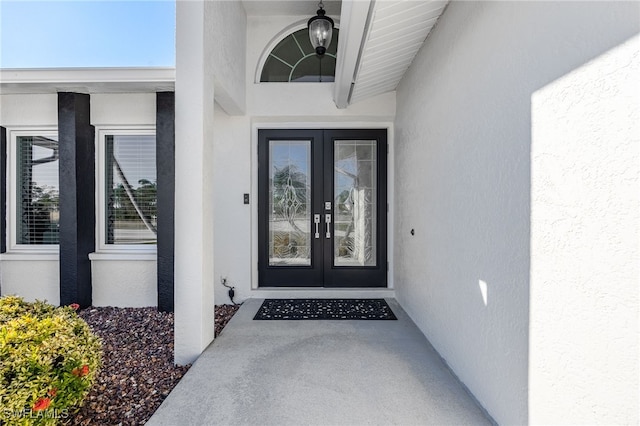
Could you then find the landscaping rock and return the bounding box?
[68,304,239,425]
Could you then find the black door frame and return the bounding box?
[258,128,387,288]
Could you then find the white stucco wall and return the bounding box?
[0,256,59,304]
[90,93,158,307]
[207,15,396,305]
[0,92,159,307]
[90,256,157,307]
[0,94,58,126]
[208,0,246,115]
[90,93,156,126]
[393,1,639,423]
[0,94,59,304]
[212,104,252,304]
[174,0,216,364]
[529,34,639,424]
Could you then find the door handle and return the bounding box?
[325,214,332,238]
[314,214,321,239]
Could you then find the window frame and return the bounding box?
[7,127,60,253]
[96,126,157,254]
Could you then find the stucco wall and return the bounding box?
[529,34,639,423]
[207,0,246,115]
[208,15,397,305]
[0,256,59,304]
[0,94,59,303]
[174,0,217,364]
[90,93,158,307]
[212,104,251,304]
[393,1,639,423]
[0,92,159,307]
[0,94,58,126]
[90,256,157,307]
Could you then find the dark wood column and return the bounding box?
[1,126,6,254]
[58,92,95,308]
[156,92,175,312]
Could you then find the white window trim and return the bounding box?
[95,126,157,254]
[6,127,59,254]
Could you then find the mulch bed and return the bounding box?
[68,304,239,425]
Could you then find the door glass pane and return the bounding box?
[269,140,311,266]
[334,140,377,266]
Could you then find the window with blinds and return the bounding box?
[105,134,157,245]
[16,136,60,245]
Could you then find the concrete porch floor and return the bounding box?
[148,298,493,425]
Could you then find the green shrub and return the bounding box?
[0,296,102,425]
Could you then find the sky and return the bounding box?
[0,0,176,68]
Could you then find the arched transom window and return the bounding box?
[260,28,339,82]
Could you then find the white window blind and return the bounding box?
[16,136,59,245]
[105,135,157,245]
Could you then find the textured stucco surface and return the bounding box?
[212,104,251,305]
[0,94,58,126]
[174,0,216,364]
[209,14,396,306]
[0,258,59,305]
[208,0,246,115]
[529,34,639,423]
[393,1,639,423]
[90,93,156,126]
[0,92,160,306]
[91,258,157,307]
[0,95,59,303]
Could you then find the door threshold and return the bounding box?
[251,287,395,300]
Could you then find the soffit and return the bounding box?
[349,0,448,105]
[242,0,341,17]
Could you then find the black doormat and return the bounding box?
[253,299,397,320]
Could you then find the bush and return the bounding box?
[0,296,102,425]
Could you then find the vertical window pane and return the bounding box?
[105,135,157,245]
[334,140,377,266]
[17,136,59,245]
[269,140,311,266]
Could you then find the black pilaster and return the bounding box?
[1,126,6,254]
[58,93,95,308]
[156,92,175,312]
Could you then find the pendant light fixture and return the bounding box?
[308,1,334,56]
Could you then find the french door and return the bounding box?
[258,129,387,287]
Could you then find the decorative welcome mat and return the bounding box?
[253,299,397,320]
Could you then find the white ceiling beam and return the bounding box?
[333,0,372,109]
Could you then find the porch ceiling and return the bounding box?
[347,0,448,106]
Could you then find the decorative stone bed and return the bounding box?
[69,305,239,425]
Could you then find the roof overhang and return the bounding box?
[334,0,448,108]
[0,67,175,95]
